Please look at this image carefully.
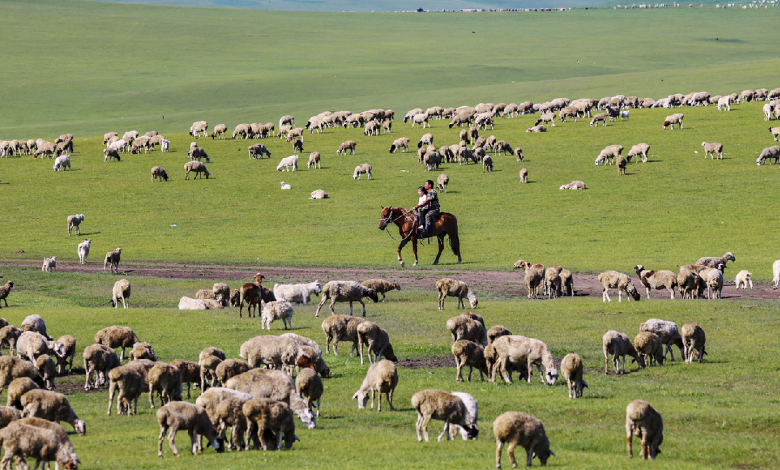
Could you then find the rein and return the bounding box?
[382,208,417,243]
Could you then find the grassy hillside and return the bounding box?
[89,0,588,11]
[0,0,777,137]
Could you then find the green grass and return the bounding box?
[2,266,779,469]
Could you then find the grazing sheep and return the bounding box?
[559,180,586,190]
[6,378,38,410]
[242,398,298,451]
[360,279,400,302]
[0,357,44,402]
[157,401,224,457]
[701,141,723,159]
[261,301,294,330]
[295,368,323,418]
[389,137,410,154]
[757,146,780,165]
[82,344,120,390]
[561,353,587,399]
[314,281,378,318]
[103,132,118,144]
[34,355,56,390]
[452,340,488,382]
[595,144,623,166]
[491,335,558,385]
[107,365,143,415]
[411,390,478,442]
[184,161,210,180]
[482,155,493,172]
[356,321,398,365]
[190,121,209,138]
[699,265,724,299]
[446,314,487,346]
[233,123,251,139]
[94,326,140,361]
[239,335,302,373]
[634,332,664,367]
[20,389,85,435]
[437,173,449,192]
[149,363,183,407]
[353,163,372,180]
[337,140,357,155]
[0,423,79,470]
[513,260,545,299]
[276,155,298,172]
[770,127,780,141]
[352,359,397,411]
[598,271,640,302]
[735,270,753,289]
[310,189,328,199]
[129,342,156,361]
[321,314,366,356]
[103,147,121,162]
[640,319,684,361]
[590,113,608,127]
[111,279,131,308]
[248,143,271,160]
[16,331,67,368]
[603,330,645,374]
[150,166,168,182]
[627,143,650,163]
[681,322,706,363]
[662,113,684,130]
[54,335,76,376]
[634,265,678,299]
[41,256,57,273]
[626,400,663,459]
[213,359,250,389]
[103,247,122,274]
[616,155,627,175]
[20,315,49,340]
[211,123,227,139]
[66,214,85,237]
[435,279,478,310]
[717,95,731,111]
[494,412,555,468]
[307,151,321,169]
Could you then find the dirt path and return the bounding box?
[2,260,775,301]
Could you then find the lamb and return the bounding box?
[411,113,430,128]
[280,182,291,190]
[314,281,379,318]
[634,265,678,299]
[66,214,85,236]
[627,143,650,163]
[764,103,774,121]
[493,411,555,468]
[150,166,168,182]
[771,127,780,141]
[82,344,120,390]
[184,161,210,180]
[321,314,366,355]
[639,319,684,361]
[482,155,493,172]
[20,389,86,435]
[559,180,586,190]
[701,141,723,159]
[6,378,38,409]
[634,332,664,367]
[602,330,645,374]
[446,314,487,346]
[111,279,131,308]
[215,359,251,386]
[696,252,735,268]
[352,359,397,411]
[513,260,545,299]
[626,400,663,459]
[15,331,67,367]
[662,113,684,130]
[295,368,323,418]
[211,123,227,139]
[51,153,71,171]
[681,322,706,363]
[411,390,478,442]
[452,340,488,382]
[735,270,753,289]
[491,335,558,385]
[20,315,49,339]
[107,365,143,415]
[305,151,321,170]
[94,325,140,361]
[224,368,316,428]
[757,145,780,165]
[353,163,372,180]
[717,95,731,111]
[261,301,294,330]
[55,335,76,375]
[41,256,57,272]
[103,147,121,162]
[129,342,156,361]
[389,137,410,153]
[149,363,183,407]
[598,270,641,302]
[356,321,398,365]
[242,398,298,451]
[560,353,587,399]
[595,144,623,166]
[0,423,79,470]
[526,125,547,132]
[360,279,400,302]
[590,113,608,127]
[190,121,209,138]
[157,401,224,457]
[103,247,122,274]
[437,173,449,192]
[435,279,478,310]
[310,189,328,199]
[337,140,356,155]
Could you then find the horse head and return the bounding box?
[378,206,393,230]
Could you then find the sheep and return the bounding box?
[493,411,555,468]
[315,281,378,318]
[662,113,684,130]
[215,359,251,388]
[209,282,230,306]
[302,152,322,171]
[199,351,224,391]
[16,331,67,369]
[149,363,183,407]
[94,325,140,361]
[19,315,49,340]
[544,265,562,299]
[627,143,650,163]
[771,127,780,141]
[157,401,224,457]
[437,173,449,192]
[701,141,723,159]
[389,137,409,154]
[82,344,120,390]
[0,405,20,428]
[66,214,85,237]
[447,314,487,346]
[247,143,271,160]
[242,398,299,451]
[602,330,645,374]
[239,335,302,373]
[620,110,630,120]
[211,123,227,139]
[224,368,316,429]
[188,147,210,163]
[353,163,372,180]
[261,301,294,331]
[598,270,641,302]
[590,113,608,127]
[103,247,122,274]
[634,331,664,367]
[33,355,56,392]
[411,389,478,442]
[699,265,724,299]
[560,353,587,399]
[681,322,706,363]
[129,342,156,361]
[513,260,545,299]
[149,166,169,182]
[411,113,430,128]
[106,365,143,415]
[0,423,79,470]
[310,189,328,199]
[20,389,85,435]
[111,279,131,308]
[717,95,731,111]
[41,256,57,272]
[103,147,121,162]
[195,389,253,451]
[435,278,478,311]
[764,103,774,121]
[352,359,397,411]
[295,368,323,418]
[452,340,487,382]
[482,155,494,173]
[179,297,208,310]
[595,144,623,166]
[104,132,118,144]
[696,252,735,268]
[279,115,295,128]
[491,335,558,385]
[280,182,292,190]
[626,400,663,459]
[337,140,357,155]
[184,161,210,180]
[130,136,151,154]
[233,123,251,139]
[559,180,586,190]
[640,319,684,361]
[360,279,400,302]
[321,314,366,355]
[7,377,38,409]
[189,121,208,138]
[0,357,44,402]
[55,335,75,375]
[634,265,677,299]
[757,145,780,165]
[356,321,398,365]
[33,141,55,159]
[735,270,753,289]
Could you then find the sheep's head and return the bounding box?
[576,379,589,398]
[74,419,86,436]
[365,289,379,304]
[49,341,67,358]
[383,343,398,363]
[352,390,369,409]
[468,294,478,309]
[545,367,558,386]
[533,447,555,466]
[513,260,527,270]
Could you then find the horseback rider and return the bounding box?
[413,180,440,237]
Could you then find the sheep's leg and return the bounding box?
[415,413,424,442]
[495,440,505,469]
[359,300,367,317]
[467,366,473,382]
[420,415,432,442]
[387,389,395,411]
[438,420,450,442]
[149,387,156,408]
[371,389,376,410]
[158,424,170,457]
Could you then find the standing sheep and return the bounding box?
[55,335,76,376]
[314,281,378,318]
[157,401,224,457]
[111,279,131,308]
[734,270,752,289]
[598,271,640,302]
[295,368,323,418]
[337,140,357,155]
[184,161,210,179]
[437,173,449,192]
[107,365,143,415]
[626,400,663,460]
[356,321,398,365]
[491,335,558,385]
[82,344,120,390]
[352,359,398,411]
[634,265,678,299]
[242,398,298,451]
[602,330,645,374]
[695,252,735,268]
[66,214,85,236]
[151,166,168,182]
[149,363,183,407]
[411,390,478,442]
[94,326,140,361]
[321,315,366,356]
[20,389,86,435]
[360,279,400,302]
[513,260,545,299]
[261,301,294,330]
[77,238,91,265]
[633,332,665,367]
[446,313,487,346]
[307,151,321,169]
[662,113,684,130]
[519,168,528,183]
[494,412,555,468]
[353,163,372,180]
[451,340,488,382]
[435,279,478,310]
[701,142,723,159]
[0,423,79,470]
[681,322,706,363]
[104,247,122,274]
[639,319,684,361]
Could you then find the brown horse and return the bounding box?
[378,206,461,267]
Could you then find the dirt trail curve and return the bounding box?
[1,260,775,301]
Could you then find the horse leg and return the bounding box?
[433,233,445,265]
[412,237,419,267]
[397,239,409,267]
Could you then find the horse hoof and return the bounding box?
[400,261,405,267]
[431,261,438,265]
[457,260,462,264]
[413,262,418,267]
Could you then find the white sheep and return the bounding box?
[52,155,70,171]
[634,265,678,299]
[273,281,322,305]
[352,359,397,411]
[435,278,477,310]
[314,281,379,318]
[734,270,752,289]
[276,155,298,172]
[493,412,555,468]
[639,319,684,361]
[353,163,372,180]
[757,145,780,165]
[560,353,587,399]
[701,141,723,159]
[717,95,731,111]
[280,182,291,190]
[261,301,294,330]
[309,188,328,200]
[66,214,85,236]
[41,257,57,273]
[0,423,79,470]
[491,335,558,385]
[559,180,586,190]
[699,266,724,299]
[411,389,478,442]
[662,113,684,130]
[111,279,131,308]
[603,330,645,374]
[627,143,650,163]
[598,270,640,302]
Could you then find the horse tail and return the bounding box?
[448,231,460,257]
